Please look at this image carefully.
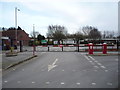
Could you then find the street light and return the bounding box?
[15,7,20,47]
[33,24,36,55]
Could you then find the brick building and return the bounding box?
[2,29,30,47]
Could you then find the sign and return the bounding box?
[54,41,58,44]
[1,37,9,40]
[41,40,47,44]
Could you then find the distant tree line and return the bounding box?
[46,25,102,43]
[1,25,118,45]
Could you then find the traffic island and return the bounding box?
[6,51,18,57]
[5,47,18,57]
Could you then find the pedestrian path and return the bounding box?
[2,51,34,70]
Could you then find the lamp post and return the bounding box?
[15,7,20,48]
[33,24,36,55]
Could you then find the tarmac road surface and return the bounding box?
[2,52,118,88]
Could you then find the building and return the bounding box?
[2,29,30,47]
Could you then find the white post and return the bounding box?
[33,24,35,55]
[15,7,20,48]
[15,7,17,46]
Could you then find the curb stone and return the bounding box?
[86,53,119,56]
[3,55,37,70]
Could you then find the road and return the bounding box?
[3,52,118,88]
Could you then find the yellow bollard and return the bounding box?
[10,47,14,52]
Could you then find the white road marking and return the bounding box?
[84,55,90,60]
[22,69,24,71]
[101,66,106,69]
[94,61,98,63]
[115,59,118,61]
[48,65,57,72]
[46,82,50,84]
[48,59,58,72]
[4,81,8,83]
[107,83,112,86]
[97,63,102,66]
[88,56,95,61]
[105,70,108,72]
[52,59,58,66]
[94,66,99,68]
[17,81,21,83]
[13,69,16,71]
[62,70,65,71]
[92,83,96,85]
[61,82,65,85]
[89,61,93,63]
[76,83,80,85]
[32,82,35,84]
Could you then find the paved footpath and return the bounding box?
[2,51,35,70]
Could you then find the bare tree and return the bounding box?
[104,31,115,38]
[47,25,68,44]
[89,28,101,40]
[30,31,39,38]
[81,26,101,40]
[82,26,92,36]
[67,32,84,41]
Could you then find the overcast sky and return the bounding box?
[0,0,119,36]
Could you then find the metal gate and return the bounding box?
[22,45,86,52]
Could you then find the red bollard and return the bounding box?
[103,43,107,54]
[88,43,93,54]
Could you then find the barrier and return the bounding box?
[88,43,93,54]
[103,43,107,54]
[24,43,116,52]
[88,43,108,54]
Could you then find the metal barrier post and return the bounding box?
[20,40,23,52]
[78,45,79,52]
[48,46,49,51]
[62,46,63,51]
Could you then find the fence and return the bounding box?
[21,44,118,52]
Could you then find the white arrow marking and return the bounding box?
[48,59,58,72]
